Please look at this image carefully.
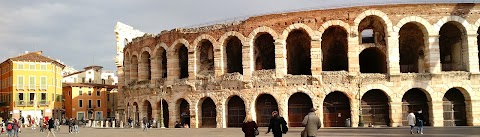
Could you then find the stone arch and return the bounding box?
[252,31,276,70]
[220,33,245,74]
[194,38,215,75]
[394,16,432,35]
[359,84,394,102]
[130,54,139,81]
[153,42,169,55]
[176,98,191,127]
[281,23,318,39]
[398,85,435,102]
[217,31,247,50]
[197,97,217,128]
[321,25,349,71]
[143,100,153,120]
[157,99,169,128]
[254,93,279,127]
[226,95,247,127]
[436,18,469,72]
[170,38,191,52]
[359,47,387,73]
[401,88,433,126]
[285,28,312,75]
[192,34,218,49]
[248,26,280,41]
[170,39,190,79]
[288,92,313,127]
[397,20,430,73]
[442,87,470,126]
[439,84,473,101]
[322,91,352,127]
[153,42,168,79]
[353,9,394,36]
[124,51,131,83]
[139,50,152,81]
[318,20,351,38]
[361,89,391,126]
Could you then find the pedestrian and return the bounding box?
[128,117,133,128]
[74,118,79,133]
[13,119,19,137]
[407,111,416,134]
[18,116,23,133]
[54,119,60,132]
[415,109,425,134]
[174,121,182,128]
[31,118,36,130]
[47,118,56,137]
[6,120,13,137]
[301,108,322,137]
[39,118,45,133]
[265,111,288,137]
[242,114,258,137]
[67,118,73,134]
[142,117,148,131]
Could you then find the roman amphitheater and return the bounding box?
[114,3,480,128]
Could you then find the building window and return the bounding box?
[17,63,23,69]
[18,93,24,101]
[88,91,92,96]
[29,76,35,90]
[82,77,85,83]
[107,93,110,101]
[79,90,83,95]
[88,100,92,108]
[79,100,83,107]
[40,77,47,90]
[29,64,35,70]
[68,91,71,96]
[40,93,47,101]
[97,100,100,108]
[17,76,24,90]
[77,112,85,121]
[40,64,47,70]
[96,90,100,96]
[29,93,35,101]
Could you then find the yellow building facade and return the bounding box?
[0,51,64,120]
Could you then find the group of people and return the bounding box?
[174,121,189,128]
[407,109,426,134]
[242,108,321,137]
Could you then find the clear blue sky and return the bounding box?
[0,0,471,71]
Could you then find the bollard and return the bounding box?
[120,121,124,128]
[88,120,92,128]
[101,121,104,128]
[106,121,109,128]
[112,121,116,128]
[140,121,144,129]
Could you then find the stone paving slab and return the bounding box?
[13,127,480,137]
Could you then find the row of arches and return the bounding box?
[127,87,469,128]
[124,14,480,83]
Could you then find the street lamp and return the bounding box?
[357,77,364,127]
[156,86,166,128]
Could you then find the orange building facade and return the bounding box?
[63,83,115,121]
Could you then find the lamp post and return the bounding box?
[357,77,364,127]
[157,87,166,128]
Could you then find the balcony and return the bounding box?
[15,101,26,106]
[40,85,47,90]
[39,100,49,106]
[28,85,35,90]
[16,84,25,90]
[27,101,34,106]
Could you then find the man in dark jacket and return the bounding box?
[142,117,148,131]
[414,109,425,134]
[266,111,287,137]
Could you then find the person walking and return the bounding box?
[18,117,23,133]
[242,114,258,137]
[301,108,321,137]
[39,118,45,133]
[12,119,19,137]
[128,117,133,128]
[6,120,13,137]
[67,118,73,134]
[54,119,60,132]
[407,111,416,134]
[73,118,79,133]
[415,109,425,134]
[46,118,56,137]
[142,117,148,131]
[265,111,287,137]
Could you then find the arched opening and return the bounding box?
[439,21,467,71]
[143,100,152,120]
[359,47,387,73]
[133,102,139,126]
[131,55,138,81]
[256,94,278,127]
[323,91,351,127]
[254,33,276,70]
[402,88,430,126]
[155,47,167,78]
[178,99,190,127]
[226,36,243,74]
[361,89,390,126]
[227,96,246,127]
[200,97,216,128]
[124,53,131,83]
[286,29,311,75]
[158,99,169,128]
[140,51,151,80]
[178,45,189,79]
[197,40,214,75]
[399,23,426,73]
[358,16,387,45]
[443,88,466,126]
[322,26,348,71]
[288,92,313,127]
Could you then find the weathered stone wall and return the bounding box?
[119,3,480,128]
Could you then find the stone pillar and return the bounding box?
[124,61,130,84]
[188,50,196,81]
[466,33,479,73]
[430,101,444,127]
[350,99,359,128]
[168,102,176,128]
[217,102,226,128]
[311,36,322,76]
[138,57,147,81]
[469,100,480,126]
[190,103,198,128]
[426,35,441,73]
[387,34,400,75]
[389,101,403,127]
[348,37,360,74]
[166,52,179,85]
[274,39,287,78]
[242,40,253,81]
[152,108,160,128]
[151,57,161,82]
[213,43,224,78]
[278,98,288,125]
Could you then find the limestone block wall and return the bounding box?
[119,3,480,128]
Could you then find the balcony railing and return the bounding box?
[15,101,26,106]
[28,85,35,90]
[16,84,24,90]
[40,85,47,90]
[27,101,34,106]
[39,100,49,106]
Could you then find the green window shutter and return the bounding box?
[52,93,54,101]
[15,93,19,102]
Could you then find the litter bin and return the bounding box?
[345,118,351,127]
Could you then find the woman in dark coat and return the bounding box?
[242,115,258,137]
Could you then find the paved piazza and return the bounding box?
[15,127,480,137]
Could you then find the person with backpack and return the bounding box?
[265,111,288,137]
[6,120,13,137]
